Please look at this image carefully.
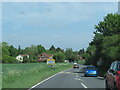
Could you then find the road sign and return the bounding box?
[47,59,55,65]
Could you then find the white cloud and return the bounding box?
[3,2,117,28]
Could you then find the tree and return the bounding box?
[49,45,56,51]
[86,13,120,69]
[37,45,46,54]
[65,48,73,60]
[24,45,38,61]
[53,52,65,62]
[8,45,17,57]
[17,45,23,55]
[84,45,96,65]
[82,52,91,65]
[56,47,64,52]
[78,48,84,55]
[65,48,78,62]
[2,55,17,63]
[1,42,17,63]
[23,56,31,63]
[95,13,120,36]
[1,42,9,56]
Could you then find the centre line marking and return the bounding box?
[81,83,87,88]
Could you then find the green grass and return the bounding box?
[2,63,72,88]
[0,63,2,90]
[77,60,85,64]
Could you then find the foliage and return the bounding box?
[9,45,18,57]
[53,52,65,62]
[94,14,120,36]
[84,13,120,70]
[78,48,84,55]
[65,48,73,61]
[56,47,64,52]
[37,45,46,54]
[24,45,38,61]
[23,56,31,63]
[17,45,23,55]
[65,48,79,62]
[2,55,17,63]
[1,42,10,56]
[49,45,56,51]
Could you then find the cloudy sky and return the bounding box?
[2,2,118,51]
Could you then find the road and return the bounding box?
[30,64,105,89]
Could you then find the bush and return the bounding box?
[23,56,31,63]
[2,55,17,63]
[53,52,65,62]
[30,60,38,63]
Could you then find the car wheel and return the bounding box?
[105,80,110,90]
[114,83,117,90]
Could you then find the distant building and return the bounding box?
[38,53,53,62]
[64,60,69,63]
[118,1,120,14]
[16,54,29,63]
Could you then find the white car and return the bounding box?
[74,63,77,65]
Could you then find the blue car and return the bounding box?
[84,66,98,77]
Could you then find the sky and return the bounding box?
[2,2,118,51]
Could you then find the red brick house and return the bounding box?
[38,53,53,62]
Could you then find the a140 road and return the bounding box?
[30,65,105,89]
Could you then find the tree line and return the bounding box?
[83,13,120,71]
[0,42,85,63]
[1,13,119,68]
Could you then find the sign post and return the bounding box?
[47,58,55,67]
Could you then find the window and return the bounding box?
[87,67,96,70]
[110,63,114,70]
[112,62,117,71]
[117,63,120,70]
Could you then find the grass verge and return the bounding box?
[2,63,72,88]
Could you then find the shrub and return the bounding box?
[23,56,31,63]
[2,55,17,63]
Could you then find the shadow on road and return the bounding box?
[73,71,84,73]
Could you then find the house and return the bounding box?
[16,54,29,63]
[77,54,85,61]
[38,53,53,62]
[64,60,69,63]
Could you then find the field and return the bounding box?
[2,63,72,88]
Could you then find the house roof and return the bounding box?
[38,53,53,57]
[19,54,29,57]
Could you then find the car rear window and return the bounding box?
[87,67,96,70]
[118,63,120,70]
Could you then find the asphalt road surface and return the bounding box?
[30,64,105,89]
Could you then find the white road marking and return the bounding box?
[76,75,78,77]
[77,69,80,72]
[28,72,61,90]
[98,76,104,78]
[75,69,80,77]
[75,78,81,80]
[61,72,76,74]
[81,83,87,88]
[28,68,72,90]
[75,78,84,81]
